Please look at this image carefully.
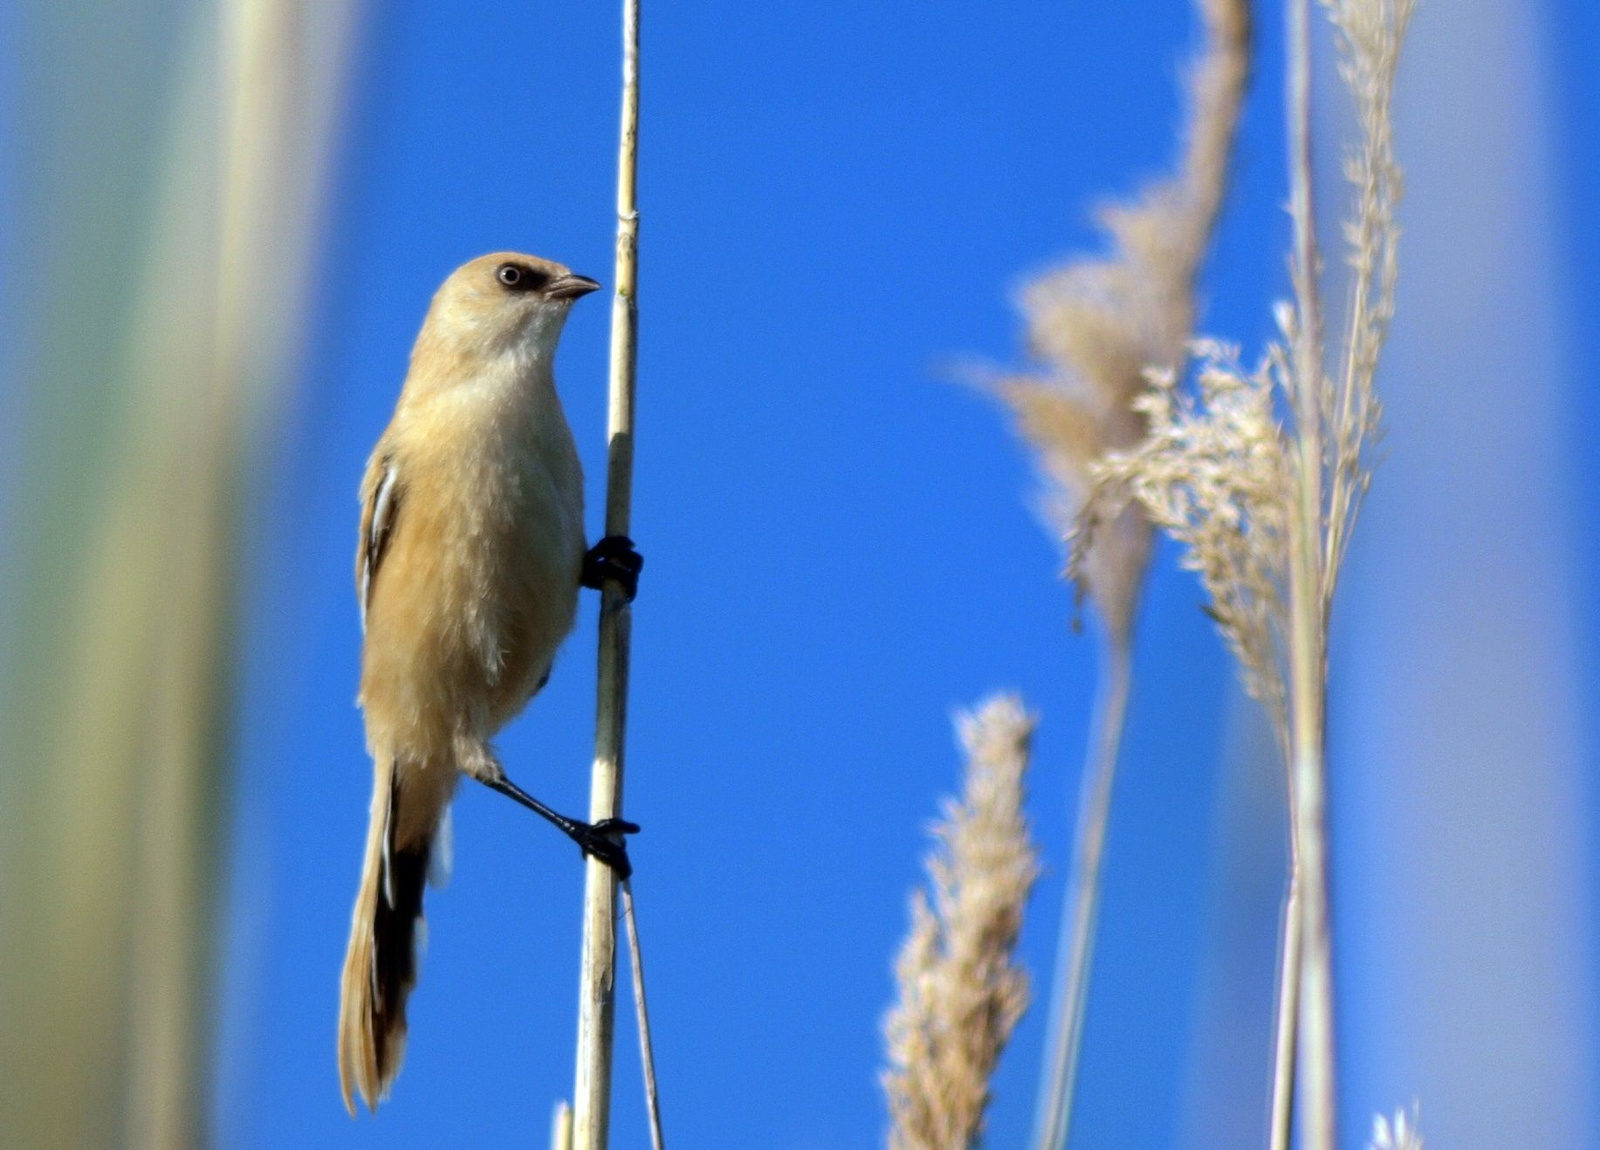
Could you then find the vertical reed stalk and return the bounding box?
[1285,2,1337,1147]
[1270,673,1302,1150]
[1286,580,1334,1150]
[1267,867,1300,1150]
[573,0,640,1145]
[1080,2,1410,1142]
[621,882,666,1150]
[1033,636,1132,1150]
[552,1102,574,1150]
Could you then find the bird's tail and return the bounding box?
[338,757,437,1115]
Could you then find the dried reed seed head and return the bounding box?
[1072,0,1412,750]
[1076,347,1292,748]
[1368,1108,1422,1150]
[988,0,1250,643]
[1313,0,1413,597]
[995,381,1106,499]
[1069,500,1154,643]
[1019,255,1191,417]
[883,695,1040,1150]
[993,371,1155,639]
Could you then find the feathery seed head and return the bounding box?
[985,0,1250,644]
[1368,1107,1422,1150]
[883,696,1040,1150]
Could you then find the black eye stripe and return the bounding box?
[496,262,551,292]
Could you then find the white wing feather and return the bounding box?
[361,462,399,631]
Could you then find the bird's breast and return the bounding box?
[464,399,586,717]
[360,378,585,751]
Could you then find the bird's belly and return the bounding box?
[484,546,580,726]
[359,466,582,762]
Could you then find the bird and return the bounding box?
[337,251,643,1115]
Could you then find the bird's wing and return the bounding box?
[357,451,401,631]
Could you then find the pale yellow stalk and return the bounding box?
[1268,864,1301,1150]
[1033,636,1131,1150]
[1283,0,1339,1143]
[621,882,666,1150]
[552,1102,574,1150]
[573,0,642,1145]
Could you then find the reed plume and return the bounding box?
[976,3,1251,1146]
[990,0,1250,639]
[883,696,1040,1150]
[1368,1108,1422,1150]
[1075,1,1414,1147]
[1080,343,1292,748]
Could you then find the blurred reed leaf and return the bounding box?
[0,3,359,1146]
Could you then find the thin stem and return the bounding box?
[1287,653,1334,1150]
[621,881,665,1150]
[1032,636,1133,1150]
[551,1103,573,1150]
[1270,659,1303,1150]
[1287,0,1323,372]
[1285,2,1337,1148]
[573,0,640,1147]
[1267,867,1301,1150]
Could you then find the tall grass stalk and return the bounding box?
[1283,0,1338,1141]
[573,0,642,1144]
[1268,866,1300,1150]
[134,7,359,1142]
[982,4,1250,1146]
[1077,2,1412,1146]
[1033,637,1130,1150]
[621,882,666,1150]
[551,1102,574,1150]
[1284,0,1415,1142]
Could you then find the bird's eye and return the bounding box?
[496,262,551,292]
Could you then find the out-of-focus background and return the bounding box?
[1,1,1595,1147]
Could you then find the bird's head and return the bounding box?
[416,251,601,367]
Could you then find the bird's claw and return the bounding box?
[575,817,641,879]
[582,535,644,603]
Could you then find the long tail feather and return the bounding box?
[338,760,433,1114]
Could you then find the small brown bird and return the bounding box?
[338,252,642,1114]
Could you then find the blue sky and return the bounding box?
[211,2,1599,1147]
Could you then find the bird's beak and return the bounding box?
[545,274,602,301]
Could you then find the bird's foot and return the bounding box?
[476,772,640,878]
[572,817,641,879]
[581,535,644,602]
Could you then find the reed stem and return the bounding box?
[551,1103,573,1150]
[1032,636,1133,1150]
[572,0,640,1145]
[1285,1,1337,1146]
[621,881,666,1150]
[1267,866,1301,1150]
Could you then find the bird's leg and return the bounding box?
[478,772,640,879]
[581,535,644,602]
